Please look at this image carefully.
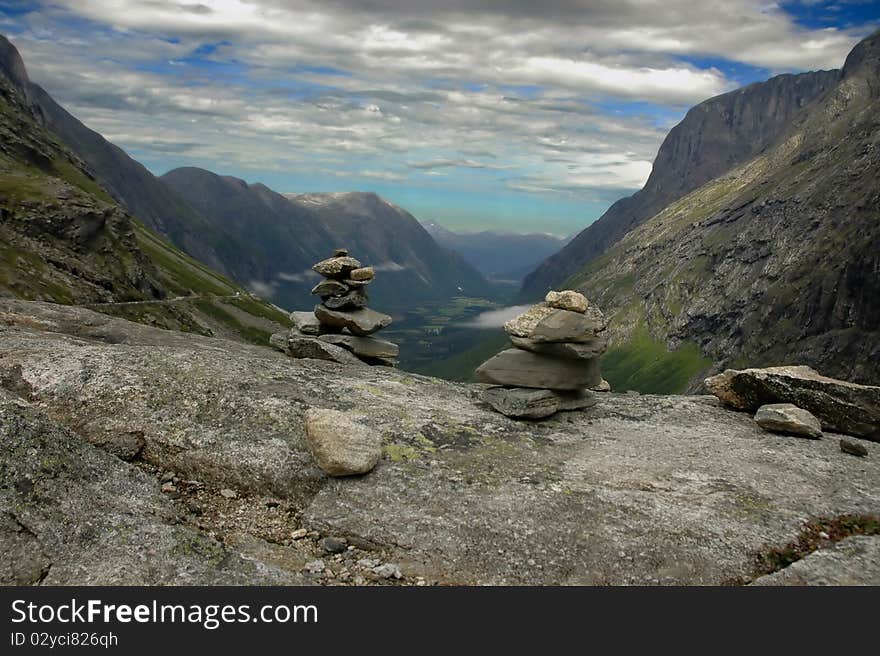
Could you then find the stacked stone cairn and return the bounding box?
[270,248,398,366]
[475,290,609,419]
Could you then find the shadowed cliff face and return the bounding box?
[2,300,879,585]
[570,29,880,390]
[520,67,840,301]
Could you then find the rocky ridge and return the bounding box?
[1,300,878,585]
[562,29,880,391]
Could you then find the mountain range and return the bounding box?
[0,34,494,318]
[423,221,567,283]
[0,35,293,344]
[525,29,880,391]
[160,166,493,309]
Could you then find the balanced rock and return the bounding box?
[286,336,363,366]
[341,278,370,288]
[754,403,822,439]
[304,408,381,476]
[314,305,392,337]
[319,334,399,359]
[510,335,607,360]
[504,303,605,343]
[545,290,588,313]
[483,387,597,419]
[705,365,880,441]
[504,303,555,338]
[349,267,375,282]
[529,306,606,343]
[332,248,349,257]
[323,287,368,311]
[311,279,348,297]
[312,256,362,279]
[476,349,601,390]
[290,311,323,335]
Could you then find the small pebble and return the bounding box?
[303,559,325,574]
[840,438,868,457]
[219,488,238,499]
[290,528,308,540]
[161,471,175,483]
[160,482,176,493]
[372,563,403,579]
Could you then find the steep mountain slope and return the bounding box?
[0,35,249,282]
[162,166,494,309]
[0,40,291,344]
[568,30,880,391]
[423,221,566,282]
[520,67,841,300]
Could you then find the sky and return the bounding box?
[0,1,878,236]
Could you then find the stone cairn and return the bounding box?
[474,290,609,419]
[270,248,398,366]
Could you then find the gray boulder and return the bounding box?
[319,334,399,359]
[529,306,607,343]
[349,267,375,281]
[312,256,362,279]
[314,305,392,336]
[706,366,880,441]
[304,408,382,476]
[290,311,323,335]
[754,403,822,439]
[323,287,368,311]
[475,349,601,390]
[311,279,348,297]
[510,335,608,360]
[483,387,597,419]
[545,290,588,313]
[287,336,364,366]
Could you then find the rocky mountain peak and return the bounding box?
[842,28,880,79]
[0,34,30,98]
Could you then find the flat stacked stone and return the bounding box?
[270,249,397,367]
[475,290,609,419]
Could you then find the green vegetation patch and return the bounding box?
[600,325,712,394]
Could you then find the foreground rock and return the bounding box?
[0,389,305,585]
[705,366,880,441]
[754,404,822,439]
[750,536,880,586]
[304,408,381,476]
[2,300,880,585]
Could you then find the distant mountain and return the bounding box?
[567,29,880,391]
[520,65,841,300]
[161,167,494,309]
[0,35,291,344]
[422,221,566,282]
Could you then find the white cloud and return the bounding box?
[3,0,873,212]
